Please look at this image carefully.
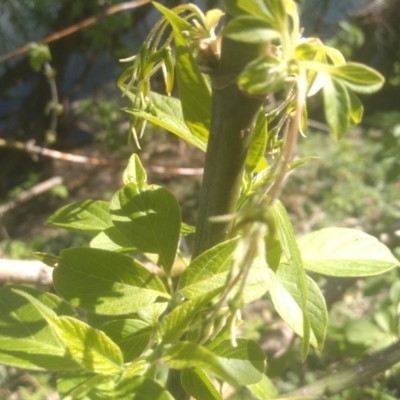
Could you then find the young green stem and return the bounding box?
[192,19,268,259]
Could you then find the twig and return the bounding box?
[0,139,204,175]
[0,176,64,217]
[0,0,152,64]
[280,340,400,399]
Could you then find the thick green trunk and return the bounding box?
[192,22,267,259]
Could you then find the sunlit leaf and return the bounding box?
[348,90,363,126]
[298,228,399,276]
[178,239,270,303]
[46,200,112,234]
[125,92,207,151]
[269,266,327,349]
[110,182,181,274]
[238,55,287,95]
[245,108,269,174]
[123,153,147,187]
[164,339,265,386]
[90,227,136,253]
[323,76,350,140]
[13,290,123,375]
[303,61,384,94]
[0,286,78,371]
[154,3,211,143]
[273,200,310,359]
[53,248,169,315]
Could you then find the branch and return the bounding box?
[0,0,152,64]
[0,176,64,217]
[192,17,268,258]
[0,260,52,286]
[280,340,400,399]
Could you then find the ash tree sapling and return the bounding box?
[0,1,398,399]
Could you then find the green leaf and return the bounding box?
[224,16,281,43]
[53,248,169,315]
[46,200,112,235]
[326,62,385,94]
[181,222,196,236]
[303,61,385,94]
[90,227,136,253]
[247,374,279,400]
[13,289,123,375]
[269,267,327,349]
[178,239,270,303]
[345,319,389,348]
[57,369,113,400]
[295,43,345,65]
[32,252,59,267]
[264,0,287,29]
[246,108,269,174]
[123,153,147,186]
[238,56,287,95]
[0,286,78,371]
[115,376,174,400]
[323,76,350,140]
[110,182,181,274]
[210,338,266,385]
[224,0,275,26]
[348,90,363,125]
[178,239,237,296]
[181,368,222,400]
[160,289,221,344]
[153,3,211,144]
[125,91,207,151]
[297,228,399,277]
[164,339,265,386]
[101,319,153,362]
[273,200,310,359]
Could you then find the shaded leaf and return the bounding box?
[247,374,279,400]
[181,368,222,400]
[160,289,220,344]
[101,319,153,362]
[53,248,169,315]
[224,16,281,43]
[32,252,59,267]
[164,339,265,386]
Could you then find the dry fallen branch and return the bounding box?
[0,176,64,217]
[0,260,52,286]
[0,0,152,64]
